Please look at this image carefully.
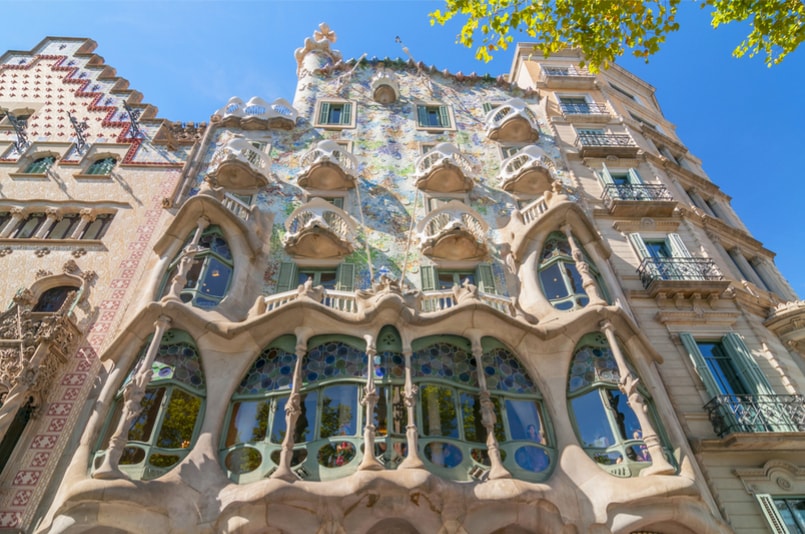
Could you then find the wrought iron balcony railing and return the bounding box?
[577,133,636,148]
[560,102,609,115]
[637,257,723,289]
[543,66,592,77]
[704,394,805,437]
[603,184,673,202]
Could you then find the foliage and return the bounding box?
[430,0,805,69]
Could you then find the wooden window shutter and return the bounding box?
[475,263,497,294]
[276,262,298,293]
[678,333,722,398]
[420,265,437,291]
[335,263,355,291]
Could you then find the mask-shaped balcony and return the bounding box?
[414,142,473,193]
[416,201,488,261]
[485,98,539,142]
[213,96,298,130]
[283,197,357,259]
[371,68,399,104]
[208,137,271,190]
[298,140,358,191]
[499,145,555,195]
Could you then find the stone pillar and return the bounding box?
[34,208,60,239]
[751,256,797,301]
[703,230,742,281]
[600,320,675,476]
[561,224,605,305]
[728,247,767,289]
[191,216,210,246]
[94,314,172,479]
[399,345,424,469]
[69,209,95,239]
[273,327,311,481]
[358,335,383,471]
[687,190,715,217]
[0,208,25,237]
[584,244,633,316]
[470,335,510,480]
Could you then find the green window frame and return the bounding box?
[416,104,451,129]
[275,262,355,293]
[316,101,353,127]
[23,156,55,174]
[420,263,497,294]
[46,213,81,239]
[755,494,805,534]
[85,157,117,175]
[13,212,46,239]
[93,330,206,481]
[80,213,114,240]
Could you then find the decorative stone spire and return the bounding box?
[294,23,343,77]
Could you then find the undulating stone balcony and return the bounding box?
[539,65,596,89]
[576,132,640,158]
[416,200,488,261]
[485,98,539,142]
[559,101,610,122]
[637,257,730,298]
[298,140,358,191]
[765,300,805,352]
[371,68,399,104]
[283,197,357,259]
[208,137,271,190]
[602,184,676,217]
[414,143,474,193]
[704,394,805,437]
[499,145,554,195]
[213,96,298,130]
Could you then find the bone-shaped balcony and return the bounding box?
[298,140,358,191]
[416,201,489,261]
[413,142,473,193]
[213,96,298,130]
[283,197,357,259]
[208,137,271,190]
[498,145,555,195]
[485,98,539,142]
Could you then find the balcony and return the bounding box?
[414,143,473,193]
[298,140,358,191]
[539,65,596,89]
[576,132,639,158]
[208,137,271,190]
[499,145,554,195]
[485,98,539,142]
[559,101,610,122]
[765,300,805,353]
[213,96,298,130]
[371,68,399,104]
[283,197,357,259]
[416,201,488,261]
[705,394,805,437]
[637,257,730,298]
[602,184,676,217]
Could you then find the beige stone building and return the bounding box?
[0,27,803,534]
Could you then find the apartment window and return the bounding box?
[568,333,662,476]
[538,232,603,311]
[629,233,690,262]
[598,164,642,187]
[610,83,638,102]
[46,213,81,240]
[315,101,354,128]
[756,494,805,533]
[629,112,659,131]
[0,397,35,475]
[32,285,76,312]
[416,104,451,130]
[13,212,46,239]
[275,262,355,293]
[85,157,117,176]
[93,330,205,481]
[23,156,55,175]
[559,96,591,113]
[420,264,497,294]
[80,213,114,240]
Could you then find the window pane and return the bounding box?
[697,342,748,395]
[460,392,485,443]
[15,214,44,238]
[421,385,458,438]
[128,388,165,442]
[156,389,201,448]
[506,399,545,443]
[319,384,358,438]
[270,396,289,444]
[293,390,318,443]
[570,390,616,449]
[604,389,640,442]
[226,400,269,446]
[33,286,73,312]
[540,262,570,300]
[47,215,79,239]
[199,257,232,299]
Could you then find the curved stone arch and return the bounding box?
[463,499,574,534]
[608,498,732,534]
[48,502,171,534]
[27,268,90,314]
[365,517,421,534]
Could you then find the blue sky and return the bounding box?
[3,1,804,298]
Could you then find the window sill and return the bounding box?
[73,173,113,180]
[0,237,105,246]
[313,123,355,130]
[8,172,49,179]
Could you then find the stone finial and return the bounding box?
[294,23,343,77]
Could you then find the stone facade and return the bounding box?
[0,27,803,534]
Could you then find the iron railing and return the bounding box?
[704,394,805,437]
[543,66,592,77]
[603,184,673,202]
[577,133,636,148]
[637,257,723,288]
[560,102,609,115]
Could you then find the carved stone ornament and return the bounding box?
[35,269,53,279]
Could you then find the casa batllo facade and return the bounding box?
[0,25,803,534]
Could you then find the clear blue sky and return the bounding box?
[3,1,804,298]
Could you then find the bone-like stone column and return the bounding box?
[359,334,384,470]
[561,224,605,305]
[398,344,424,469]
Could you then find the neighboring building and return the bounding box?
[0,26,803,534]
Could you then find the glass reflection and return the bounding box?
[422,385,458,438]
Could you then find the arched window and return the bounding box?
[23,156,55,175]
[32,285,76,312]
[222,335,367,483]
[93,330,205,481]
[567,333,662,477]
[0,397,35,475]
[162,226,234,308]
[538,231,603,311]
[86,157,117,176]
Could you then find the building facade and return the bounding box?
[0,26,803,534]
